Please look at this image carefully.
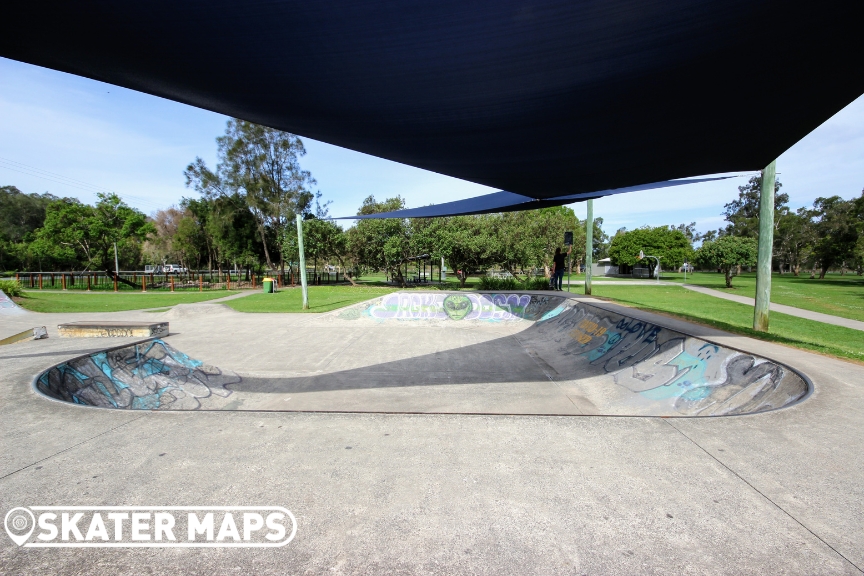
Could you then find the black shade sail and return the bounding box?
[338,176,736,219]
[2,1,861,205]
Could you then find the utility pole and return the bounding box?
[296,214,309,310]
[585,199,593,295]
[113,242,120,292]
[753,160,776,332]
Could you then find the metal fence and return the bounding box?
[14,269,349,291]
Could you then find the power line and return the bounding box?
[0,156,168,210]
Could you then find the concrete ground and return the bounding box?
[1,294,863,574]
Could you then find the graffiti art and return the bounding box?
[36,339,238,410]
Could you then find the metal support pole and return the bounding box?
[585,200,593,295]
[567,253,571,293]
[296,214,309,310]
[113,242,120,292]
[754,159,776,332]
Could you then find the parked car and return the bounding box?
[162,264,187,274]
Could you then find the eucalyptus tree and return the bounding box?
[185,119,315,271]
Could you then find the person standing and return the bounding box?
[551,245,571,291]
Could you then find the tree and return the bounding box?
[185,119,315,272]
[722,175,788,238]
[418,216,496,287]
[694,236,758,288]
[345,196,411,285]
[0,185,59,271]
[808,195,860,278]
[283,216,346,281]
[773,210,814,276]
[492,207,582,278]
[608,226,693,275]
[144,206,185,265]
[672,222,701,243]
[31,193,153,271]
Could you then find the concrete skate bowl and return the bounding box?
[0,289,27,315]
[32,293,811,417]
[35,339,238,410]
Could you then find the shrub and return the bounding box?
[479,276,518,290]
[522,277,552,290]
[0,279,23,297]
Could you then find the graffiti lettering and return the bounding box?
[364,293,538,321]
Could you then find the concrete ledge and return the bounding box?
[57,321,169,338]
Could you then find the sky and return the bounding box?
[1,56,862,236]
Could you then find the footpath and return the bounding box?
[565,279,864,332]
[681,284,864,332]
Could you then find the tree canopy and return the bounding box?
[694,236,758,287]
[608,226,693,273]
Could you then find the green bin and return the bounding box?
[263,277,274,293]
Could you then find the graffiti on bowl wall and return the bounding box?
[344,293,559,321]
[36,339,238,410]
[532,302,808,416]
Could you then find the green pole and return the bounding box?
[296,214,309,310]
[585,199,593,295]
[753,160,775,332]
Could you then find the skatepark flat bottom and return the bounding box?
[33,293,808,416]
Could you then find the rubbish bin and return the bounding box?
[263,277,274,293]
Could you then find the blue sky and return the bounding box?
[1,56,862,236]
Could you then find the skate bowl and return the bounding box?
[32,293,810,417]
[0,289,27,315]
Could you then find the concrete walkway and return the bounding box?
[682,284,864,332]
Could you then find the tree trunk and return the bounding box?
[724,266,733,288]
[819,264,829,279]
[257,222,274,270]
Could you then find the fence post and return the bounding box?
[142,275,147,293]
[87,275,91,291]
[113,274,118,292]
[39,274,43,290]
[62,274,66,291]
[227,274,231,290]
[199,275,203,292]
[170,276,174,292]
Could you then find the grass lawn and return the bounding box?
[586,284,864,363]
[16,290,239,313]
[661,272,864,322]
[225,285,399,313]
